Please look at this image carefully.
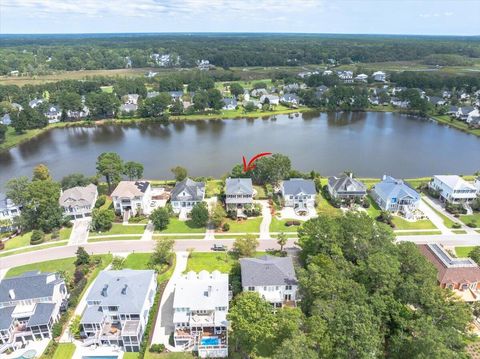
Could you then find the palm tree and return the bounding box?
[277,232,288,252]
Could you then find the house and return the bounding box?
[442,90,452,99]
[459,91,470,101]
[28,99,43,108]
[67,105,90,120]
[369,96,380,105]
[354,73,368,82]
[80,270,157,352]
[428,96,447,106]
[327,173,367,200]
[44,105,62,123]
[9,70,19,77]
[197,59,214,71]
[372,87,388,96]
[1,114,11,125]
[281,179,316,212]
[0,193,20,232]
[225,178,254,210]
[470,116,480,128]
[251,88,268,98]
[392,87,407,95]
[429,175,477,204]
[337,71,353,83]
[281,93,300,105]
[390,97,409,108]
[466,109,480,124]
[475,178,480,193]
[240,255,298,308]
[284,83,306,93]
[415,88,426,99]
[124,94,139,105]
[259,94,280,106]
[372,71,386,82]
[173,270,229,358]
[0,271,68,349]
[59,184,98,219]
[447,105,458,116]
[111,181,152,216]
[456,106,475,121]
[322,70,333,76]
[169,91,184,101]
[221,98,237,110]
[418,244,480,302]
[170,178,205,215]
[147,91,160,98]
[119,103,137,113]
[371,175,420,219]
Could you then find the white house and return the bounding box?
[259,94,280,106]
[354,73,368,82]
[372,71,386,82]
[456,106,475,121]
[225,178,254,210]
[28,99,43,108]
[322,70,333,76]
[281,179,316,212]
[59,184,98,219]
[173,271,229,358]
[44,105,62,123]
[80,270,157,352]
[0,272,68,351]
[429,175,478,204]
[466,109,480,124]
[337,71,353,83]
[475,177,480,193]
[221,98,237,110]
[170,178,205,216]
[371,175,420,219]
[0,193,20,232]
[280,93,300,105]
[390,97,409,108]
[111,181,152,217]
[240,255,298,308]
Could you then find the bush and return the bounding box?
[227,210,237,220]
[95,195,107,208]
[150,207,170,231]
[362,200,370,208]
[129,215,147,223]
[91,208,115,232]
[244,203,262,217]
[452,223,462,229]
[222,223,230,232]
[52,322,63,338]
[285,220,301,227]
[190,202,209,227]
[50,229,59,240]
[149,344,165,353]
[467,221,477,228]
[30,230,45,245]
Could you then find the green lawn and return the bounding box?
[91,223,146,236]
[145,353,193,359]
[395,231,442,236]
[222,217,262,233]
[253,185,267,199]
[52,343,76,359]
[6,257,76,278]
[270,217,300,233]
[3,227,72,251]
[460,213,480,227]
[365,195,382,218]
[316,193,342,217]
[452,230,467,234]
[58,227,73,240]
[206,180,223,197]
[100,85,113,93]
[422,199,457,228]
[185,252,237,273]
[155,218,206,234]
[89,236,142,242]
[123,253,153,270]
[455,246,477,258]
[392,216,437,230]
[0,241,67,258]
[123,353,139,359]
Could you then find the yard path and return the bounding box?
[151,251,189,351]
[69,218,91,245]
[141,222,154,241]
[257,200,272,239]
[419,199,451,235]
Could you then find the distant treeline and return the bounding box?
[1,34,480,74]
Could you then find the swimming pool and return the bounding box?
[15,350,36,359]
[200,336,220,346]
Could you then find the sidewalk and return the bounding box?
[257,200,271,239]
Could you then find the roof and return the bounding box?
[0,193,17,211]
[225,178,253,196]
[419,244,480,285]
[120,103,137,112]
[59,184,97,207]
[328,174,367,194]
[433,175,476,191]
[85,270,155,313]
[171,178,205,202]
[147,91,160,98]
[173,270,229,311]
[373,176,420,202]
[282,179,316,196]
[0,306,15,330]
[80,305,104,324]
[111,181,150,199]
[222,98,237,106]
[240,255,297,287]
[459,106,474,115]
[0,272,63,303]
[27,303,56,327]
[169,91,184,98]
[282,93,299,102]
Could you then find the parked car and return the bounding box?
[212,244,227,251]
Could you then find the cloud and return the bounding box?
[419,11,454,18]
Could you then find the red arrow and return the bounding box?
[242,152,272,172]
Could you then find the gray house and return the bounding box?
[80,270,157,352]
[240,255,298,308]
[225,178,254,210]
[170,178,205,215]
[327,174,367,200]
[59,184,98,219]
[0,272,68,350]
[281,179,316,211]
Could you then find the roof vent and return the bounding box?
[121,284,128,295]
[46,274,56,284]
[101,284,109,297]
[9,289,15,299]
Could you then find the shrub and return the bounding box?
[150,207,170,231]
[362,200,370,208]
[227,210,237,220]
[285,221,301,227]
[52,322,63,338]
[129,215,147,223]
[467,221,477,228]
[95,195,107,208]
[190,202,209,227]
[222,223,230,232]
[149,344,165,353]
[91,208,115,232]
[30,230,45,245]
[50,229,59,240]
[452,223,462,229]
[73,268,85,284]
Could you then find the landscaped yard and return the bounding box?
[155,218,206,234]
[52,343,76,359]
[460,213,480,227]
[253,185,267,199]
[123,253,153,270]
[365,195,382,218]
[185,252,237,273]
[270,217,300,233]
[316,193,342,217]
[91,223,146,236]
[422,199,457,228]
[6,257,76,278]
[391,216,437,230]
[0,241,67,258]
[206,179,223,197]
[3,226,72,251]
[222,217,262,233]
[455,246,477,258]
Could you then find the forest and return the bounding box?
[1,33,480,74]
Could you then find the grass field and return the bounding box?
[51,343,76,359]
[206,179,224,197]
[155,218,206,234]
[6,257,76,278]
[91,223,146,236]
[0,241,67,258]
[270,217,300,233]
[395,230,442,236]
[455,246,477,258]
[123,253,153,270]
[316,193,342,217]
[460,213,480,227]
[365,195,382,218]
[222,217,262,233]
[185,252,237,273]
[391,216,437,230]
[89,236,142,242]
[3,227,72,251]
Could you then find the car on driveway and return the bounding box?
[212,244,227,251]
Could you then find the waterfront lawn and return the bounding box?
[52,343,76,359]
[316,193,342,217]
[223,217,262,233]
[206,179,224,198]
[6,257,76,278]
[365,195,382,219]
[92,223,146,236]
[253,185,267,199]
[155,218,206,234]
[431,115,480,137]
[185,252,237,273]
[460,213,480,227]
[270,217,300,233]
[391,216,437,230]
[455,246,477,258]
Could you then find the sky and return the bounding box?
[1,0,479,36]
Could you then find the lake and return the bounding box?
[0,111,479,188]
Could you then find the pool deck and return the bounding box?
[3,339,49,359]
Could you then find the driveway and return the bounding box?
[151,251,189,351]
[69,218,91,245]
[419,198,451,235]
[278,206,317,221]
[257,200,271,239]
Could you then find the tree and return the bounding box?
[244,101,256,112]
[32,164,52,181]
[229,83,244,98]
[150,207,170,231]
[69,315,81,339]
[171,166,188,181]
[170,99,184,115]
[233,234,259,257]
[251,153,291,185]
[58,92,82,111]
[139,93,171,118]
[277,232,287,252]
[96,152,124,191]
[91,208,115,232]
[150,237,174,266]
[468,246,480,264]
[85,92,119,118]
[272,333,317,359]
[190,202,209,227]
[193,90,209,111]
[210,203,226,228]
[207,88,223,110]
[111,256,125,270]
[123,161,144,180]
[61,173,92,189]
[75,246,90,266]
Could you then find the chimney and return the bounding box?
[101,284,109,297]
[9,289,15,300]
[121,284,128,295]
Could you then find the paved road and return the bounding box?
[0,238,298,270]
[396,233,480,245]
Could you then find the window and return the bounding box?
[248,286,255,291]
[285,285,292,290]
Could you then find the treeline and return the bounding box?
[390,71,480,91]
[1,34,479,74]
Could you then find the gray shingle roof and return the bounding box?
[225,178,253,196]
[240,255,297,287]
[0,272,63,303]
[59,184,97,207]
[27,303,56,327]
[80,305,104,324]
[328,174,366,194]
[171,178,205,202]
[282,179,316,196]
[0,306,15,330]
[373,176,420,203]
